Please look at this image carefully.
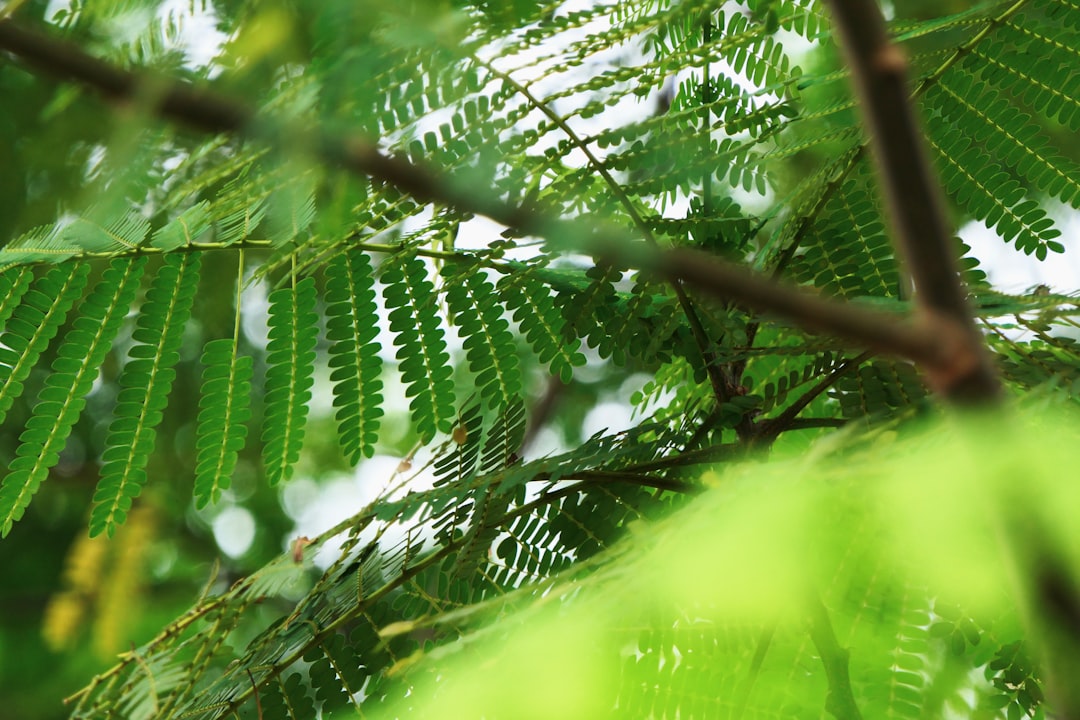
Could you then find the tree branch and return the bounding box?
[821,0,1000,404]
[782,417,848,431]
[0,17,967,384]
[553,470,695,494]
[755,351,872,444]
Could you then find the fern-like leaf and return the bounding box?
[480,399,526,474]
[325,249,383,464]
[260,673,316,720]
[0,258,145,537]
[382,254,455,442]
[193,339,253,508]
[266,177,317,247]
[56,210,150,253]
[432,403,486,488]
[443,261,522,409]
[305,634,366,714]
[0,262,90,426]
[90,253,201,537]
[497,267,585,383]
[151,202,211,250]
[261,274,318,485]
[0,267,34,333]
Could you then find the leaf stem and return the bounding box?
[234,248,244,341]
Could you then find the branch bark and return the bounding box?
[754,351,872,444]
[821,0,1000,404]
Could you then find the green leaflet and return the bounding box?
[55,210,150,253]
[790,168,901,300]
[447,482,511,581]
[0,262,90,427]
[0,258,145,537]
[306,634,367,713]
[153,602,248,718]
[193,338,254,508]
[0,223,79,267]
[497,268,585,384]
[442,262,522,409]
[260,673,316,720]
[325,249,383,464]
[479,399,525,475]
[432,403,486,488]
[90,253,202,538]
[0,267,34,333]
[151,202,212,250]
[265,176,318,247]
[925,104,1063,258]
[214,194,266,247]
[261,274,318,485]
[932,70,1080,209]
[382,254,455,442]
[832,359,928,419]
[560,263,623,362]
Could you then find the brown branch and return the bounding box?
[825,4,1080,717]
[821,0,1000,405]
[782,417,848,431]
[536,470,695,495]
[0,20,251,133]
[733,623,776,718]
[650,247,947,367]
[0,18,963,382]
[518,375,565,457]
[623,442,745,474]
[755,351,872,444]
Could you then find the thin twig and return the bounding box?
[536,470,695,494]
[621,442,744,474]
[246,670,263,720]
[755,351,872,444]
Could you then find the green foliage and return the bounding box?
[90,253,200,537]
[261,273,319,485]
[0,259,143,536]
[193,338,253,508]
[382,253,456,442]
[498,266,585,383]
[443,260,523,409]
[325,248,384,463]
[360,410,1072,720]
[0,263,89,428]
[1,0,1080,718]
